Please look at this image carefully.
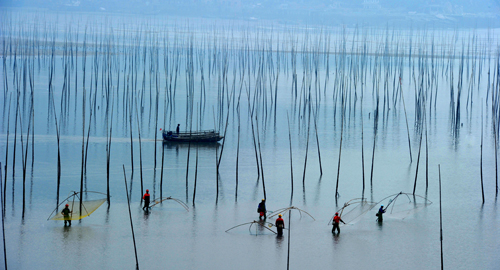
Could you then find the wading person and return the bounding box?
[257,199,267,220]
[143,189,151,212]
[332,212,345,234]
[275,214,285,236]
[62,204,72,226]
[376,205,385,221]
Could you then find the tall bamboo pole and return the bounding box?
[0,162,7,270]
[122,165,139,270]
[480,103,484,203]
[287,112,294,201]
[439,164,443,270]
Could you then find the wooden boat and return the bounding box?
[162,129,223,142]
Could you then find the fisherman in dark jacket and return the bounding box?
[376,205,385,221]
[61,204,72,226]
[143,189,151,212]
[332,212,345,234]
[176,124,180,134]
[257,199,267,220]
[275,214,285,236]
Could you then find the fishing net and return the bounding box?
[330,198,377,225]
[378,192,432,220]
[268,206,315,221]
[225,220,277,235]
[48,192,107,221]
[149,196,189,211]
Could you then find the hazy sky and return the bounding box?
[1,0,499,27]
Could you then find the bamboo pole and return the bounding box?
[425,113,429,189]
[400,72,413,163]
[235,104,240,200]
[0,162,7,270]
[51,91,62,207]
[287,209,291,270]
[336,86,346,197]
[193,107,199,205]
[3,95,12,210]
[439,164,443,270]
[246,89,260,180]
[255,114,266,200]
[480,103,485,203]
[134,99,144,200]
[122,165,139,270]
[361,94,365,197]
[413,126,424,195]
[302,104,311,187]
[312,107,323,175]
[287,112,294,202]
[105,90,115,205]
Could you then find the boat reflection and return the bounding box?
[162,140,221,149]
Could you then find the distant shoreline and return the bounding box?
[1,5,499,29]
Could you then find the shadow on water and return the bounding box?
[218,172,225,202]
[479,203,484,224]
[275,234,285,249]
[29,167,34,208]
[405,161,412,183]
[212,203,219,235]
[105,207,110,224]
[163,141,221,150]
[332,232,341,245]
[254,220,267,235]
[143,210,150,222]
[370,186,374,208]
[62,225,71,240]
[302,185,306,206]
[314,176,322,205]
[424,188,429,206]
[253,177,260,201]
[191,205,197,238]
[377,219,383,230]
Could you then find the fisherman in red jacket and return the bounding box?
[275,214,285,236]
[332,212,345,234]
[143,189,150,212]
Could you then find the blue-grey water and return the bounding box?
[1,10,500,269]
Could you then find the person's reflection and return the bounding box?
[332,231,340,244]
[62,226,71,241]
[377,219,383,230]
[275,233,284,248]
[256,220,266,235]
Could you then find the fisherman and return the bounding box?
[257,199,267,220]
[176,124,180,134]
[376,205,385,221]
[275,214,285,236]
[143,189,151,212]
[61,204,72,226]
[332,212,345,234]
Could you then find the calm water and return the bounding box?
[1,10,500,269]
